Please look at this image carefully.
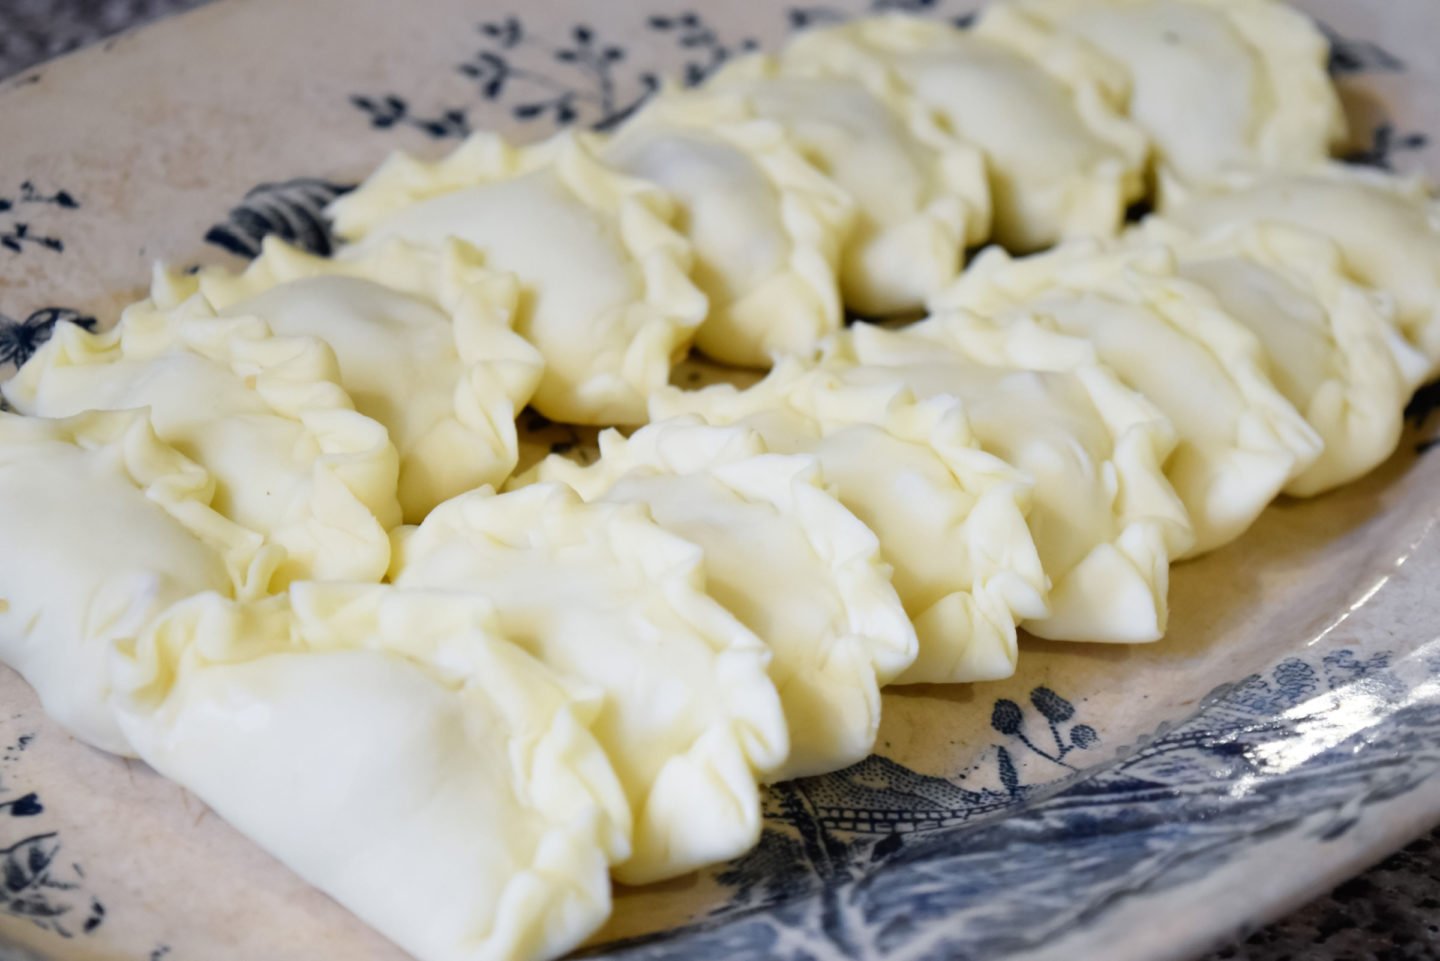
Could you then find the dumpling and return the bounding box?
[111,582,630,961]
[2,294,401,585]
[327,131,707,424]
[0,409,278,755]
[781,10,1147,251]
[996,0,1345,190]
[829,322,1193,643]
[190,236,543,522]
[527,418,916,779]
[932,241,1324,553]
[705,53,991,316]
[1163,165,1440,375]
[599,92,854,367]
[651,361,1048,683]
[389,483,788,885]
[1138,219,1412,496]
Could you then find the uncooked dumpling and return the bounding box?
[328,131,708,424]
[1163,165,1440,375]
[1138,219,1412,496]
[390,483,788,885]
[601,93,854,367]
[111,582,631,961]
[707,53,991,316]
[528,418,916,778]
[0,409,277,755]
[998,0,1345,190]
[192,236,543,521]
[651,361,1048,683]
[2,294,401,585]
[782,10,1147,251]
[828,322,1193,643]
[932,241,1324,553]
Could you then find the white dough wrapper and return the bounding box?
[651,362,1048,683]
[933,241,1324,554]
[1136,219,1412,496]
[190,237,543,522]
[327,131,708,424]
[111,583,630,961]
[3,294,401,585]
[390,483,789,885]
[600,92,855,368]
[829,323,1193,643]
[527,418,917,779]
[0,409,279,755]
[706,53,991,317]
[995,0,1345,191]
[1163,164,1440,376]
[781,11,1147,252]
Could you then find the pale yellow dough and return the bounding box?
[651,362,1049,683]
[601,91,854,367]
[328,131,708,424]
[0,410,278,755]
[828,322,1193,643]
[999,0,1345,190]
[191,236,543,522]
[1164,164,1440,376]
[1136,219,1412,496]
[706,53,992,316]
[390,483,788,885]
[932,240,1324,554]
[111,583,630,961]
[2,293,401,585]
[782,11,1147,251]
[527,418,917,779]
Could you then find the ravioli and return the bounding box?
[707,54,991,316]
[601,93,854,367]
[1139,219,1411,496]
[191,236,543,522]
[829,323,1193,643]
[782,11,1147,251]
[0,410,277,755]
[3,295,401,585]
[529,418,916,779]
[1164,165,1440,374]
[111,583,630,961]
[933,241,1324,553]
[651,362,1049,683]
[328,131,708,424]
[390,483,788,885]
[1000,0,1345,190]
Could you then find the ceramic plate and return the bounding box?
[1,1,1438,960]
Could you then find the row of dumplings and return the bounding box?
[3,2,1439,961]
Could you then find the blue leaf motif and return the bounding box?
[203,178,355,259]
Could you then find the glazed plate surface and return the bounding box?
[0,1,1438,959]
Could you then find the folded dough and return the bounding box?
[0,409,278,755]
[600,92,854,367]
[782,11,1147,252]
[111,583,629,961]
[190,236,543,521]
[527,418,916,779]
[933,241,1324,553]
[389,483,788,885]
[651,361,1048,683]
[1163,165,1440,375]
[1137,219,1411,496]
[706,53,991,317]
[3,295,400,585]
[998,0,1345,191]
[829,322,1192,643]
[328,131,707,424]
